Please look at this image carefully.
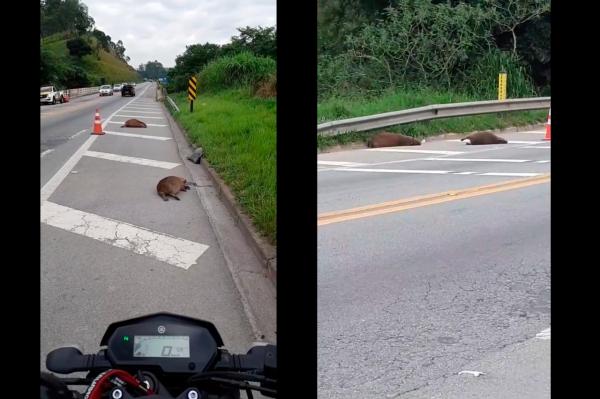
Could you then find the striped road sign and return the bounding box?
[188,77,197,101]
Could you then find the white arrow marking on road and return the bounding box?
[41,201,209,270]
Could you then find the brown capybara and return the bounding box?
[367,132,424,148]
[461,132,507,145]
[121,119,147,128]
[157,176,190,201]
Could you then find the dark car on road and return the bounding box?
[121,84,136,97]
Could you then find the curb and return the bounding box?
[161,98,277,287]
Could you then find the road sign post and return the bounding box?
[188,76,197,112]
[498,72,507,101]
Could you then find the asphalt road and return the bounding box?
[317,131,550,398]
[40,83,275,379]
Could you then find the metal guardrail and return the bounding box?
[64,86,101,98]
[317,97,551,136]
[166,96,180,112]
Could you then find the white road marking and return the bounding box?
[479,172,542,177]
[329,168,543,177]
[425,158,530,163]
[332,168,452,174]
[115,114,164,119]
[516,130,546,134]
[521,146,550,149]
[69,129,87,140]
[318,161,366,167]
[458,370,485,377]
[535,328,550,340]
[108,121,168,127]
[446,139,543,144]
[366,148,464,155]
[41,149,54,158]
[40,86,153,203]
[104,131,172,141]
[535,160,551,163]
[121,109,163,114]
[84,151,180,169]
[41,201,209,270]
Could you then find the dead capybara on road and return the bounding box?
[461,132,507,145]
[367,132,423,148]
[121,119,147,128]
[157,176,190,201]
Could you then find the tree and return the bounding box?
[143,61,167,80]
[485,0,550,54]
[222,26,276,59]
[66,37,92,58]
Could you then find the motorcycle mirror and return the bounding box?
[46,347,87,374]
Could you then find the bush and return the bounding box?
[198,52,275,92]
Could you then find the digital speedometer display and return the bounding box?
[133,336,190,358]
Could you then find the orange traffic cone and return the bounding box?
[92,108,104,135]
[543,109,550,141]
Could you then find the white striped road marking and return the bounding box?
[41,201,209,270]
[332,168,452,174]
[424,158,530,163]
[479,172,542,177]
[535,328,550,340]
[124,105,161,108]
[115,114,164,119]
[40,85,152,203]
[69,129,87,140]
[41,149,54,158]
[521,146,550,149]
[366,148,464,155]
[317,161,367,167]
[516,130,545,134]
[84,151,180,169]
[122,109,163,114]
[104,131,172,141]
[108,121,168,127]
[331,168,543,177]
[446,139,543,144]
[535,160,551,163]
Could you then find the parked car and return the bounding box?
[113,83,122,92]
[99,85,114,96]
[121,84,136,96]
[40,85,65,105]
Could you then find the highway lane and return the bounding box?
[317,131,550,398]
[40,83,276,378]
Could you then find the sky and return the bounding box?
[85,0,276,69]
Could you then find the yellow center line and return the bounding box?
[318,174,550,226]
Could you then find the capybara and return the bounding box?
[157,176,190,201]
[121,119,147,128]
[461,132,507,145]
[367,132,423,148]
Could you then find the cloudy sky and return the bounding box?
[85,0,276,68]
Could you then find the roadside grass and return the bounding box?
[169,89,276,244]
